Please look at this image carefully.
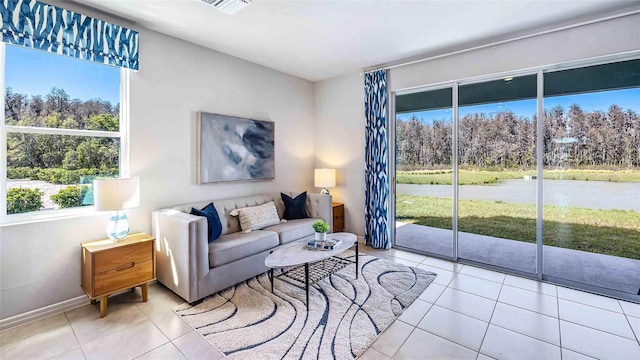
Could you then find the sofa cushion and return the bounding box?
[190,203,222,242]
[231,201,281,233]
[281,192,309,220]
[263,218,319,245]
[209,230,279,268]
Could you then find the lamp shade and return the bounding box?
[314,169,336,188]
[93,177,140,211]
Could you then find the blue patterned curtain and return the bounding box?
[364,70,390,249]
[0,0,139,70]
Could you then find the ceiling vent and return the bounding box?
[202,0,252,15]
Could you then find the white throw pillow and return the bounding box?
[230,201,281,233]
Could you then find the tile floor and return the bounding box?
[1,245,639,360]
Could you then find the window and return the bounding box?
[1,44,127,221]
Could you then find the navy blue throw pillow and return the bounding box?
[191,202,222,242]
[281,192,309,220]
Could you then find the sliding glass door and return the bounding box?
[392,56,640,301]
[457,75,538,274]
[542,60,640,297]
[394,87,455,258]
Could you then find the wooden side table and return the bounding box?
[81,232,156,318]
[332,202,345,233]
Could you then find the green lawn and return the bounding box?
[396,194,640,260]
[396,169,640,185]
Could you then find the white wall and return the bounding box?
[0,28,315,319]
[312,13,640,240]
[313,74,365,236]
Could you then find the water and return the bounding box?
[397,179,640,211]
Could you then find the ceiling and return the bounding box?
[76,0,639,82]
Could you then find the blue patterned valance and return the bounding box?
[0,0,139,70]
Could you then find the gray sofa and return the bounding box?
[151,192,332,303]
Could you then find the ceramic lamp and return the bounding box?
[314,168,336,195]
[94,177,140,241]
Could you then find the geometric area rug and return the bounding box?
[174,253,437,359]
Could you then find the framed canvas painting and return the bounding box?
[197,113,275,183]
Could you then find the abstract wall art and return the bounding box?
[197,113,275,183]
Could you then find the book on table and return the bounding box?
[306,238,342,250]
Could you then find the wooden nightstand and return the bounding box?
[332,202,344,233]
[81,232,156,318]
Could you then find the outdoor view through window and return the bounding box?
[4,44,121,215]
[395,58,640,298]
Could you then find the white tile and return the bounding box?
[449,273,502,300]
[417,305,489,351]
[172,331,224,360]
[459,266,505,284]
[48,347,86,360]
[558,299,635,339]
[66,302,149,346]
[490,302,560,345]
[421,257,464,272]
[358,347,390,360]
[141,307,193,340]
[480,325,560,360]
[561,348,597,360]
[0,324,78,360]
[620,300,640,318]
[398,299,433,326]
[560,320,640,359]
[435,288,496,322]
[557,287,622,313]
[503,275,557,296]
[416,264,455,286]
[418,283,447,303]
[0,313,69,347]
[81,319,169,360]
[477,354,495,360]
[627,316,640,341]
[370,321,414,357]
[136,343,187,360]
[498,285,558,317]
[389,250,427,263]
[391,258,421,268]
[394,328,477,360]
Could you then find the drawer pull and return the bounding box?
[116,262,135,271]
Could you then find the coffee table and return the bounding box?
[265,232,358,309]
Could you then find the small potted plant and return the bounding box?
[312,220,330,241]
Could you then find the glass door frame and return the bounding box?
[390,51,640,302]
[390,82,459,262]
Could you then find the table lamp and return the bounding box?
[314,169,336,195]
[93,177,140,241]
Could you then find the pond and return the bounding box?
[397,179,640,211]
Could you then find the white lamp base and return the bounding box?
[320,187,330,195]
[107,210,130,241]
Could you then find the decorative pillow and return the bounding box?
[230,201,281,233]
[281,192,309,220]
[190,202,222,242]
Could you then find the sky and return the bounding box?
[5,44,120,105]
[397,87,640,124]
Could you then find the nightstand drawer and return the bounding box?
[94,241,152,274]
[94,259,154,295]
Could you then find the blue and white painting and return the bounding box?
[198,113,275,183]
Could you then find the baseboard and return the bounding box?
[357,235,365,244]
[0,295,89,331]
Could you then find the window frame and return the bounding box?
[0,43,130,225]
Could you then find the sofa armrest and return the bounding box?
[152,209,209,303]
[306,193,333,231]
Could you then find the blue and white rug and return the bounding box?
[174,253,436,359]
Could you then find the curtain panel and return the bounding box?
[0,0,139,70]
[364,70,390,249]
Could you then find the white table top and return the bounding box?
[265,232,357,268]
